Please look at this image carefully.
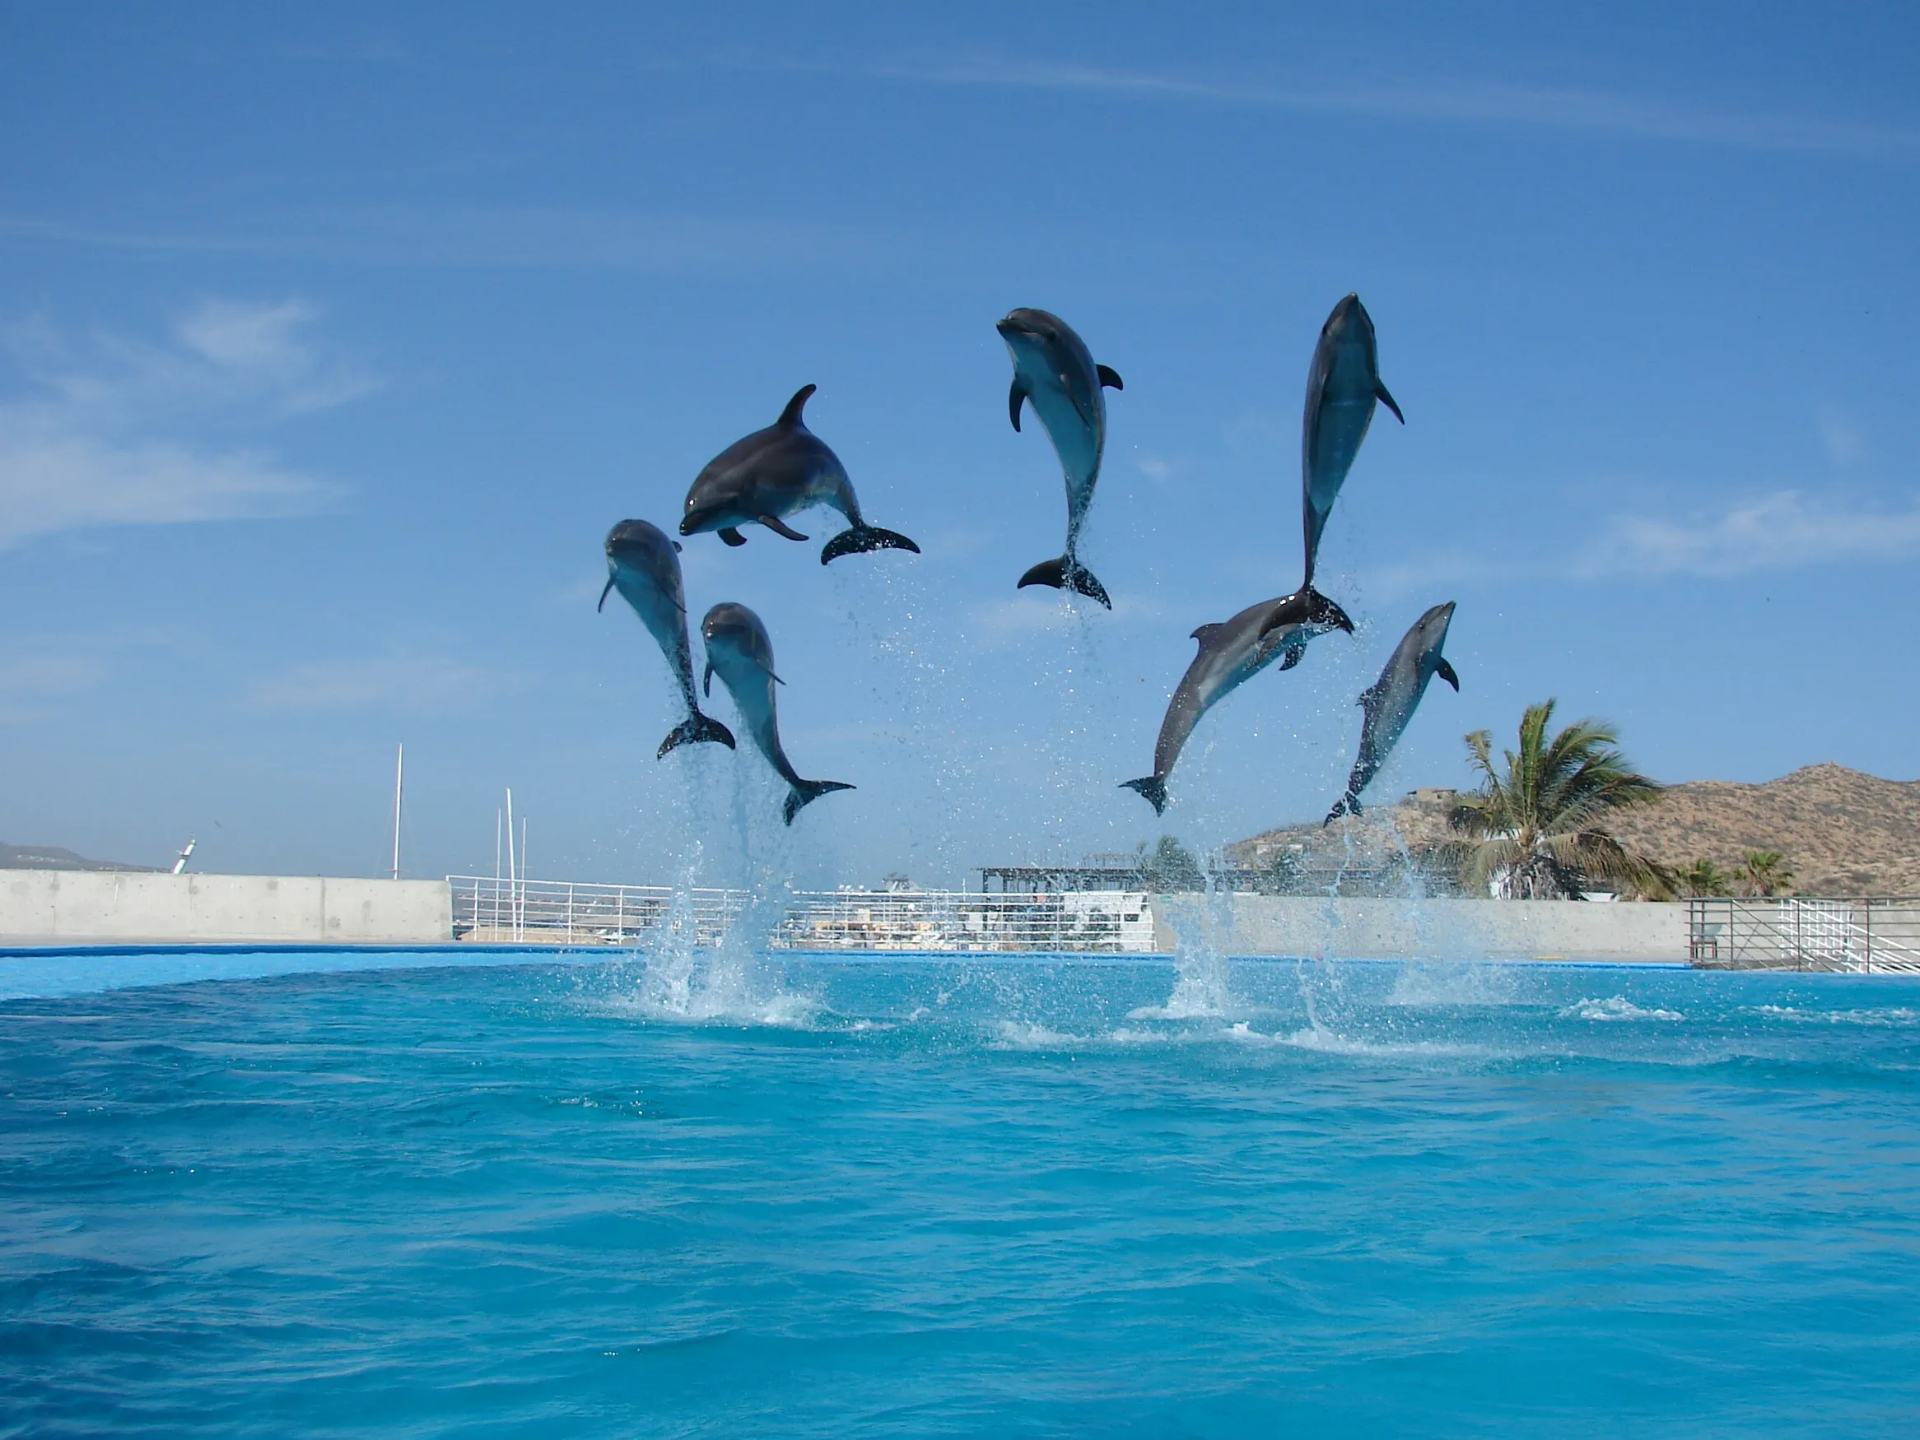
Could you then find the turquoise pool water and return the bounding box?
[3,952,1918,1436]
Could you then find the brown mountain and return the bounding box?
[1604,764,1920,897]
[1231,764,1920,898]
[0,842,156,873]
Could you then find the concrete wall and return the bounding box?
[0,871,453,946]
[1150,894,1690,963]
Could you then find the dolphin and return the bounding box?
[598,520,736,759]
[1325,602,1458,823]
[1122,589,1355,816]
[998,307,1123,608]
[699,602,854,825]
[680,385,918,565]
[1301,293,1402,589]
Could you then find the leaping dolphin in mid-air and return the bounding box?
[680,385,919,565]
[998,307,1123,608]
[700,602,854,825]
[1325,602,1458,824]
[599,519,736,759]
[1122,590,1354,816]
[1301,293,1402,590]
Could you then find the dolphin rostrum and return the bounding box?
[1325,602,1458,824]
[1301,293,1402,590]
[699,602,854,825]
[998,307,1123,608]
[598,519,736,759]
[1122,590,1355,816]
[680,385,918,565]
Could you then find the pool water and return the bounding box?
[3,953,1918,1436]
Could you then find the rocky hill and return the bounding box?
[0,842,155,872]
[1232,764,1920,898]
[1605,764,1920,897]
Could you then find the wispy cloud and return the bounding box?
[0,300,359,548]
[845,56,1920,159]
[0,654,106,697]
[246,655,498,715]
[1365,488,1920,591]
[1578,490,1920,578]
[1817,405,1866,467]
[0,205,892,275]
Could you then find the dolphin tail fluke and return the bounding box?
[820,524,920,564]
[658,711,736,760]
[1120,775,1168,816]
[1017,556,1112,609]
[1323,793,1362,826]
[784,779,855,825]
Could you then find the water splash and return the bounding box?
[1133,888,1237,1018]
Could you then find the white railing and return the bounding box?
[1690,897,1920,973]
[448,877,1157,954]
[448,877,745,946]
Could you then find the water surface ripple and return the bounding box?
[3,956,1918,1436]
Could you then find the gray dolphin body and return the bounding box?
[1122,590,1355,816]
[699,602,854,825]
[1325,602,1458,823]
[1301,293,1403,589]
[680,385,919,565]
[598,520,736,759]
[998,307,1123,608]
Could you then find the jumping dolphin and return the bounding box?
[680,385,919,565]
[1122,590,1355,816]
[1301,293,1402,589]
[998,307,1123,608]
[699,602,854,825]
[1325,602,1458,823]
[598,519,736,759]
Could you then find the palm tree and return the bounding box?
[1450,699,1671,900]
[1679,857,1734,898]
[1740,850,1794,897]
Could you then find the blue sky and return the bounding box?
[2,2,1917,888]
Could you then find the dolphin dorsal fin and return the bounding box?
[1096,363,1124,391]
[1191,623,1224,647]
[777,384,818,429]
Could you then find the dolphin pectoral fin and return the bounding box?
[658,711,736,759]
[1436,657,1460,691]
[672,541,682,553]
[1277,638,1308,671]
[1018,556,1110,608]
[777,383,817,428]
[702,660,714,697]
[1375,380,1404,424]
[1096,363,1124,390]
[1008,378,1026,431]
[784,778,854,825]
[719,527,748,547]
[758,515,810,542]
[1121,776,1168,817]
[822,525,920,564]
[597,576,615,612]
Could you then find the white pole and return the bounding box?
[494,807,503,936]
[390,743,405,881]
[505,788,516,940]
[519,816,528,939]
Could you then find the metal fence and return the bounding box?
[448,877,1157,954]
[1689,897,1920,973]
[449,877,745,947]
